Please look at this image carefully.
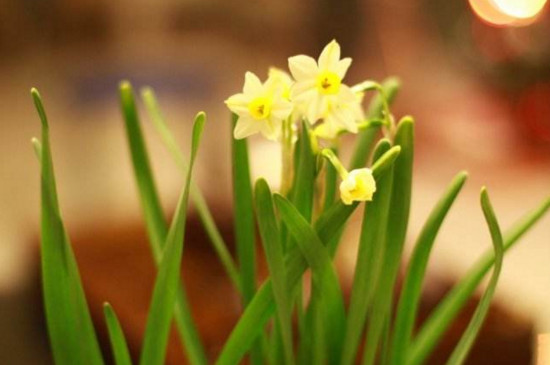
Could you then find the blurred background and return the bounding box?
[1,0,549,363]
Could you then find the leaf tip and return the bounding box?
[30,87,40,99]
[480,186,490,204]
[456,170,469,182]
[399,115,414,126]
[119,80,132,91]
[195,111,207,124]
[140,86,153,97]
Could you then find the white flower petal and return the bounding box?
[259,119,281,141]
[243,72,263,95]
[318,40,341,70]
[333,107,359,133]
[290,80,316,100]
[306,94,325,123]
[335,58,352,79]
[233,117,261,139]
[224,93,250,115]
[268,67,293,86]
[271,99,293,120]
[288,55,318,81]
[337,84,358,104]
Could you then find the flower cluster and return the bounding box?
[225,40,377,205]
[225,40,364,141]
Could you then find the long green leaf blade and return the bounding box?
[389,171,468,365]
[289,124,317,363]
[291,122,316,222]
[254,179,295,365]
[139,113,205,365]
[103,303,133,365]
[231,113,257,305]
[120,82,207,365]
[361,117,415,365]
[342,139,394,365]
[33,88,104,365]
[141,88,241,291]
[322,146,338,212]
[445,188,504,365]
[215,146,401,365]
[409,196,550,365]
[274,194,346,364]
[120,82,167,259]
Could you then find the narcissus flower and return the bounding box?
[313,90,365,139]
[288,40,363,133]
[225,71,293,141]
[339,168,377,205]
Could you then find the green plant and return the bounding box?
[33,40,549,365]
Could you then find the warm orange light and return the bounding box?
[492,0,547,19]
[469,0,518,26]
[469,0,546,26]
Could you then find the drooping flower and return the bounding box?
[288,40,364,133]
[322,149,377,205]
[339,168,376,205]
[225,71,293,141]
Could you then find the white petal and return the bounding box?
[271,98,293,120]
[337,85,357,104]
[332,107,358,133]
[306,94,325,123]
[268,67,293,86]
[225,93,250,115]
[318,40,341,70]
[260,119,281,141]
[243,72,263,95]
[335,58,352,79]
[233,117,261,139]
[350,99,365,121]
[288,55,318,81]
[290,80,316,100]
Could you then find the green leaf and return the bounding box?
[32,88,104,365]
[120,82,167,260]
[139,112,205,365]
[409,196,550,365]
[322,146,338,212]
[141,88,240,292]
[349,77,401,170]
[274,194,346,364]
[215,146,401,365]
[103,303,132,365]
[230,114,263,365]
[288,124,317,362]
[254,179,294,365]
[361,117,415,365]
[119,82,206,365]
[290,122,316,222]
[445,188,504,365]
[389,171,468,365]
[342,139,394,365]
[231,113,257,304]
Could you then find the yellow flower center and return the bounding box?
[248,96,272,120]
[316,71,341,95]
